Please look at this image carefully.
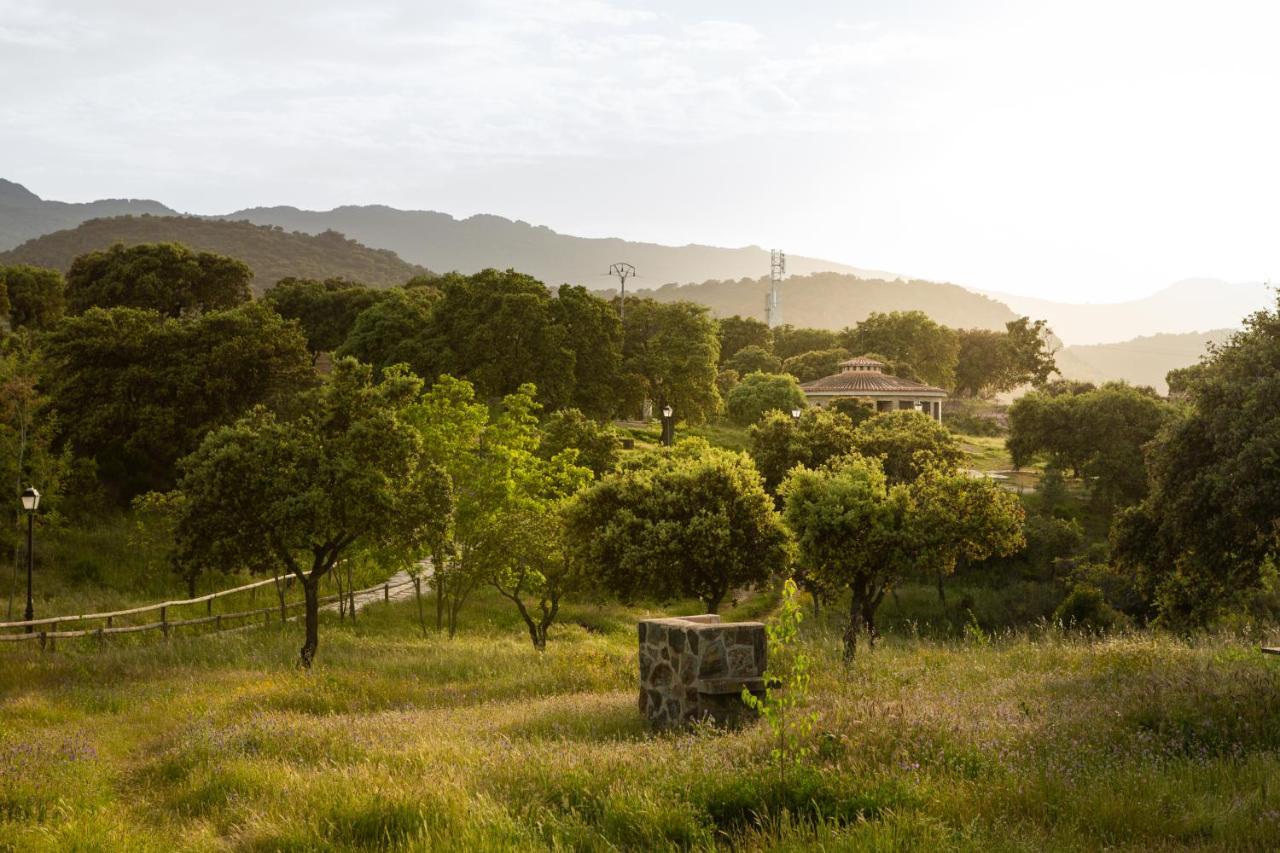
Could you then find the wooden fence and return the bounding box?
[0,573,418,650]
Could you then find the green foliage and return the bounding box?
[726,344,781,376]
[771,325,841,361]
[781,347,850,382]
[830,397,875,425]
[44,302,314,501]
[716,315,771,364]
[741,579,817,791]
[725,372,806,427]
[536,408,620,479]
[1054,584,1122,629]
[550,284,626,419]
[849,410,964,485]
[1009,382,1171,509]
[65,242,252,317]
[174,359,453,665]
[128,490,187,589]
[336,286,438,373]
[0,264,63,330]
[566,439,790,612]
[954,318,1058,397]
[841,311,959,389]
[1113,296,1280,626]
[622,298,721,423]
[263,277,389,360]
[748,406,860,493]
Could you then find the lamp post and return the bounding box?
[661,404,674,447]
[21,486,39,632]
[790,407,802,421]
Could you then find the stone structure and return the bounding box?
[637,614,767,728]
[800,356,947,422]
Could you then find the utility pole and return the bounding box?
[766,249,786,328]
[608,263,636,325]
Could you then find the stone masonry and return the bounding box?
[638,614,767,728]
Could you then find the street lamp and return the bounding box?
[790,408,802,420]
[661,405,674,447]
[20,486,39,632]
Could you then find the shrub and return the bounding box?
[725,372,807,427]
[1054,584,1123,629]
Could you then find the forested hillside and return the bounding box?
[0,215,427,291]
[641,272,1021,332]
[0,179,174,251]
[1056,329,1234,394]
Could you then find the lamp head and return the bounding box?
[20,486,39,512]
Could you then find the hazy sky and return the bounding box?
[3,0,1279,301]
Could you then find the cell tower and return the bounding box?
[766,249,786,328]
[608,262,636,324]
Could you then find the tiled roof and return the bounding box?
[839,357,885,368]
[800,371,946,395]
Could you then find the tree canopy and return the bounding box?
[848,410,964,485]
[263,277,388,361]
[840,311,959,390]
[749,406,860,494]
[66,242,252,317]
[726,344,782,376]
[0,265,64,330]
[622,298,721,423]
[725,372,807,427]
[782,347,850,383]
[953,318,1057,397]
[716,315,771,364]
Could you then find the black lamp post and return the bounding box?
[661,404,674,447]
[790,407,802,421]
[21,486,39,632]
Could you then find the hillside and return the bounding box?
[0,215,427,291]
[222,204,893,288]
[1056,329,1234,394]
[0,179,176,251]
[641,272,1021,332]
[991,279,1270,345]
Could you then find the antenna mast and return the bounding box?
[608,262,636,324]
[766,249,786,328]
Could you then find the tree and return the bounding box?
[622,298,721,423]
[0,265,63,330]
[726,372,807,427]
[954,318,1057,397]
[66,242,252,317]
[782,348,850,383]
[550,285,625,419]
[848,410,963,485]
[840,311,959,389]
[173,360,453,666]
[44,303,313,500]
[749,407,860,494]
[726,345,782,376]
[1112,297,1280,625]
[717,315,772,365]
[772,326,841,361]
[424,269,575,408]
[263,277,388,363]
[537,408,620,479]
[566,440,790,612]
[781,456,1023,660]
[336,286,438,374]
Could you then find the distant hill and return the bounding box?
[220,204,894,287]
[0,215,427,291]
[1056,329,1234,394]
[0,179,176,251]
[990,279,1270,346]
[640,272,1021,332]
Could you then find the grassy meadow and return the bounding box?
[3,579,1280,851]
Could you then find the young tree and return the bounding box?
[566,440,790,612]
[717,316,772,365]
[537,408,621,479]
[725,372,807,427]
[66,242,252,317]
[840,311,960,390]
[749,407,860,494]
[0,265,64,330]
[726,345,782,376]
[174,360,453,667]
[848,410,964,485]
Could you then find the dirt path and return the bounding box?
[324,560,431,617]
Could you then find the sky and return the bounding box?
[3,0,1279,302]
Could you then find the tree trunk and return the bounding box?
[434,570,446,632]
[843,588,862,662]
[413,576,427,639]
[936,572,946,605]
[811,592,821,619]
[299,577,320,668]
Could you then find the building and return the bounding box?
[799,357,946,422]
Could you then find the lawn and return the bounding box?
[3,582,1280,851]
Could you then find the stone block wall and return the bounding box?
[638,614,767,728]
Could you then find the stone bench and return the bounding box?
[638,614,767,728]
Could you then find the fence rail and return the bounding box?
[0,575,418,649]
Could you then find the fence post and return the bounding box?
[161,606,169,639]
[384,583,390,604]
[106,615,113,629]
[207,597,213,617]
[96,627,104,648]
[216,613,222,632]
[39,631,46,652]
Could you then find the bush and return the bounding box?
[831,398,874,426]
[1054,584,1124,629]
[725,372,806,427]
